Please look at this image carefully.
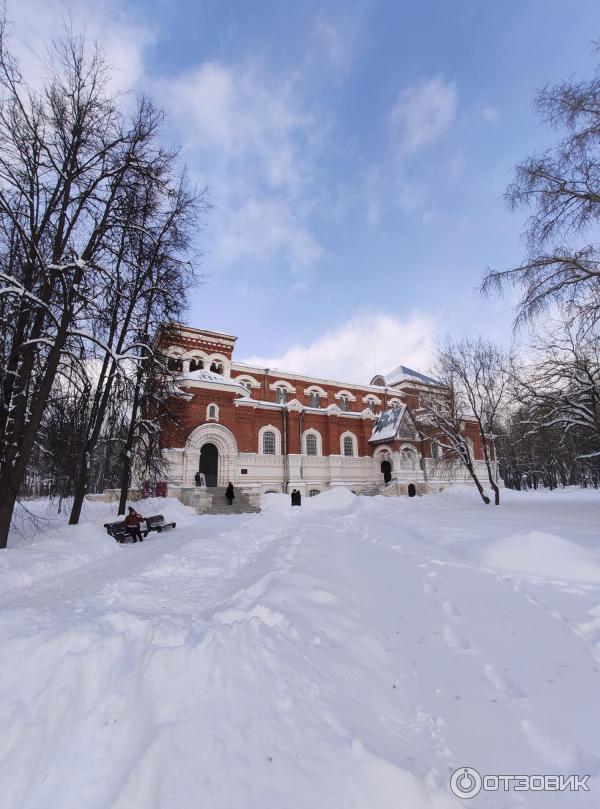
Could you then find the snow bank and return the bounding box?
[482,530,600,582]
[2,487,600,808]
[303,486,356,511]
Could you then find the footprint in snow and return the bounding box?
[483,663,525,698]
[443,625,472,650]
[442,600,461,617]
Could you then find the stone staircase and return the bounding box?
[199,487,261,515]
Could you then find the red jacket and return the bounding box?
[124,511,143,527]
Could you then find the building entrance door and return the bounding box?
[381,459,392,484]
[200,443,218,487]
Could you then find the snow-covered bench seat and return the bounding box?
[103,515,176,543]
[145,514,176,533]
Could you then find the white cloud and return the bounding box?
[313,8,363,78]
[390,77,457,153]
[216,197,322,269]
[7,0,153,92]
[242,311,438,383]
[159,61,325,276]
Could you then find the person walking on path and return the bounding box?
[225,482,235,506]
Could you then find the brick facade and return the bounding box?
[155,324,491,499]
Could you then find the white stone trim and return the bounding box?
[206,403,219,421]
[398,443,421,471]
[234,374,260,389]
[165,345,185,357]
[334,389,357,402]
[362,393,382,405]
[269,379,296,393]
[231,362,436,397]
[258,424,282,455]
[303,384,327,397]
[302,428,323,456]
[182,423,239,487]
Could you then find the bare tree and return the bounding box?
[417,338,508,505]
[481,47,600,331]
[0,24,200,547]
[416,376,491,506]
[509,322,600,463]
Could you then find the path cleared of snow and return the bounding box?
[2,487,600,808]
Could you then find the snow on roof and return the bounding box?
[384,365,442,387]
[369,404,407,443]
[181,369,249,394]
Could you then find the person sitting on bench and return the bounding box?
[124,506,145,542]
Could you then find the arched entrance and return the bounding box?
[381,459,392,484]
[200,443,218,487]
[408,483,416,497]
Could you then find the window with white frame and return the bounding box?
[366,397,377,413]
[276,386,288,404]
[343,435,355,456]
[189,358,204,371]
[309,391,321,408]
[340,394,350,412]
[431,439,441,459]
[241,380,252,396]
[206,403,219,421]
[306,433,318,455]
[262,430,276,455]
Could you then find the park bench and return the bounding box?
[103,514,176,544]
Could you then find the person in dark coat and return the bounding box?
[291,489,302,506]
[124,506,145,542]
[225,482,235,505]
[195,471,201,487]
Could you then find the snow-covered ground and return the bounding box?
[2,487,600,808]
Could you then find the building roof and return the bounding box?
[181,369,249,395]
[369,404,407,443]
[378,365,442,388]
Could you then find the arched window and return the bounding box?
[340,395,350,412]
[210,362,224,375]
[309,391,321,408]
[309,489,321,497]
[262,430,276,455]
[343,436,354,456]
[366,398,377,413]
[206,403,219,421]
[431,439,440,459]
[306,434,318,455]
[189,358,204,372]
[167,356,183,372]
[276,387,288,404]
[241,380,252,396]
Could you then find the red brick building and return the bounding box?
[157,324,490,504]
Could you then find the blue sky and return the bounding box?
[12,0,600,381]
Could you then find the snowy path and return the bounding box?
[2,489,600,808]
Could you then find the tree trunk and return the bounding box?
[0,488,18,549]
[68,453,90,525]
[118,452,131,516]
